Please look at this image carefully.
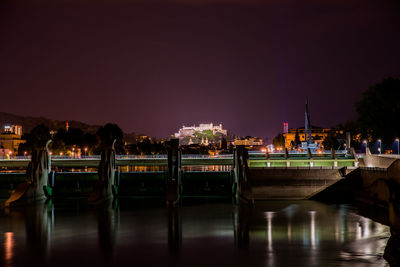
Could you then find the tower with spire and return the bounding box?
[305,98,312,145]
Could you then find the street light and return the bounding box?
[377,139,381,155]
[362,140,367,154]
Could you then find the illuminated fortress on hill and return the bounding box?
[174,123,227,139]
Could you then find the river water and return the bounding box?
[0,199,392,267]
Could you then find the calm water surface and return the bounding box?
[0,199,392,267]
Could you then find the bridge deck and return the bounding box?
[0,153,355,168]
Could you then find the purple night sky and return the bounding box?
[1,0,399,140]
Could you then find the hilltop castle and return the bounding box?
[174,123,227,139]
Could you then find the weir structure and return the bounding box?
[345,148,400,234]
[0,145,357,203]
[2,138,400,239]
[2,139,400,263]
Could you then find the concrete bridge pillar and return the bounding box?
[5,140,52,206]
[166,139,181,206]
[88,140,116,204]
[234,145,253,204]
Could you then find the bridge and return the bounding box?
[0,151,356,168]
[0,150,358,201]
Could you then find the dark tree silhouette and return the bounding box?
[220,138,228,150]
[96,123,125,154]
[322,132,340,150]
[294,130,301,146]
[18,124,51,155]
[356,77,400,143]
[272,133,285,148]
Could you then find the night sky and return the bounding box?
[1,0,399,140]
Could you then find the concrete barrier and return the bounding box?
[247,167,344,199]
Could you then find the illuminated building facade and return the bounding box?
[283,127,330,148]
[0,125,25,153]
[234,137,263,146]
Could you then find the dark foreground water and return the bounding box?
[0,199,392,267]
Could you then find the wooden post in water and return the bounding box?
[166,139,181,206]
[5,140,52,206]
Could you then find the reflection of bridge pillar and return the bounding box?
[5,202,53,265]
[96,199,118,262]
[168,207,181,252]
[234,205,250,248]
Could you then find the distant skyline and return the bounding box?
[1,0,399,139]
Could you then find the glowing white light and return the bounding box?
[265,211,274,252]
[309,211,316,247]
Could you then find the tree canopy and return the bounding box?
[96,123,125,153]
[272,133,285,148]
[18,124,51,154]
[355,77,400,143]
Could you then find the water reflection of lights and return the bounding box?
[356,218,370,239]
[309,211,316,248]
[284,205,295,243]
[264,211,274,252]
[339,205,346,243]
[335,220,339,243]
[349,216,389,260]
[4,232,14,266]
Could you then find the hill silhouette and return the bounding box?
[0,111,100,134]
